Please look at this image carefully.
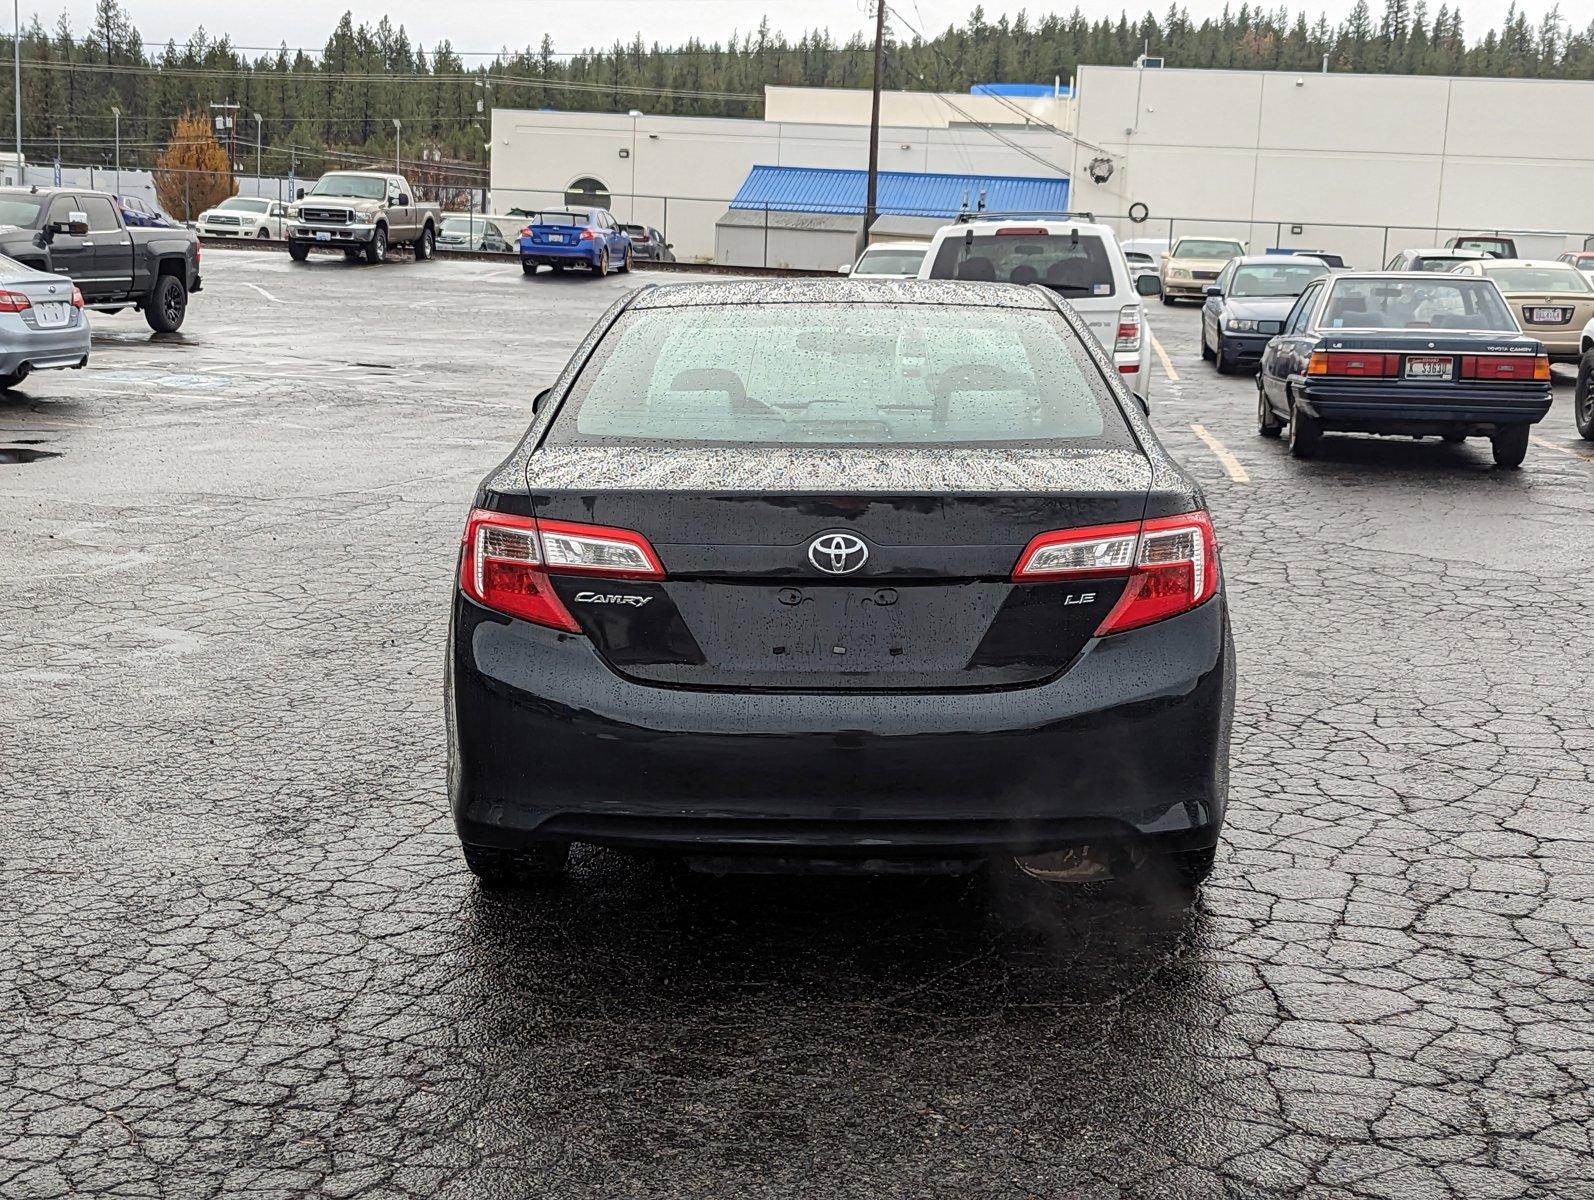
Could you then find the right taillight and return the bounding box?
[1014,511,1219,635]
[1460,354,1549,381]
[459,510,663,632]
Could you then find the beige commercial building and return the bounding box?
[762,84,1071,130]
[1070,65,1594,265]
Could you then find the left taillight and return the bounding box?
[1114,304,1143,355]
[459,510,663,632]
[0,290,31,313]
[1013,511,1218,635]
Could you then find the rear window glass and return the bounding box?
[1174,239,1243,259]
[1482,266,1592,294]
[854,248,927,275]
[441,217,479,233]
[548,303,1132,449]
[1319,279,1518,331]
[928,233,1115,297]
[530,211,584,227]
[1230,262,1328,297]
[1413,256,1469,272]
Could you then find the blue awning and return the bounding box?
[727,165,1069,219]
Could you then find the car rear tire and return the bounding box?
[521,260,537,275]
[414,225,435,261]
[463,842,570,890]
[144,274,187,333]
[1287,401,1321,458]
[0,369,27,390]
[1257,381,1282,438]
[364,226,388,265]
[594,249,609,277]
[288,241,310,262]
[1575,350,1594,440]
[1491,425,1529,468]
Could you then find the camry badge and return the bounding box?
[574,592,651,607]
[808,532,869,575]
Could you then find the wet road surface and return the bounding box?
[2,250,1590,1198]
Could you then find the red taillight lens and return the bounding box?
[579,228,597,241]
[1115,304,1142,354]
[995,227,1048,236]
[70,287,84,308]
[1460,354,1548,381]
[0,289,31,313]
[1013,511,1219,635]
[519,226,533,238]
[459,511,664,631]
[1307,351,1398,377]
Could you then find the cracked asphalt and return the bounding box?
[2,249,1590,1199]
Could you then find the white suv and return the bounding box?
[917,214,1159,397]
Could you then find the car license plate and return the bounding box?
[315,231,330,242]
[34,301,67,327]
[1529,306,1568,324]
[1405,355,1452,379]
[550,234,566,244]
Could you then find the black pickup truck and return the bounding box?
[0,186,202,331]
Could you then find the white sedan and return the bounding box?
[196,197,289,240]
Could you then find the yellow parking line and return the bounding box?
[1530,434,1594,462]
[1151,331,1178,382]
[1189,424,1251,483]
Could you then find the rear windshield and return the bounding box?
[549,303,1132,449]
[1319,279,1518,331]
[1413,256,1470,272]
[928,233,1115,298]
[1482,266,1592,294]
[0,197,42,226]
[1174,239,1243,259]
[854,247,927,275]
[531,211,585,227]
[1454,239,1511,254]
[1231,262,1328,297]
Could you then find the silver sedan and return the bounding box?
[0,255,90,389]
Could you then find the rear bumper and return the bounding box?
[1296,380,1552,429]
[0,319,91,374]
[448,596,1235,861]
[520,242,599,267]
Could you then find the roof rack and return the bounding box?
[954,209,1097,224]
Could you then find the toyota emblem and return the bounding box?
[807,532,869,575]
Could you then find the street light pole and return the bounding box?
[392,118,401,175]
[627,109,642,223]
[13,0,22,169]
[253,112,261,190]
[864,0,886,239]
[111,105,120,194]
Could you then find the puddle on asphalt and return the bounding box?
[0,446,61,464]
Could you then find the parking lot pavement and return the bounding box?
[1,252,1590,1199]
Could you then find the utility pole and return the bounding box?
[392,118,401,175]
[209,100,239,183]
[863,0,886,239]
[253,112,261,190]
[110,105,120,193]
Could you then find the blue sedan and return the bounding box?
[1200,255,1333,374]
[1257,273,1552,467]
[517,207,632,277]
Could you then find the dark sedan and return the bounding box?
[448,280,1234,896]
[1201,256,1333,373]
[623,224,675,262]
[1257,273,1552,466]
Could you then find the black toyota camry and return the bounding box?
[447,280,1234,894]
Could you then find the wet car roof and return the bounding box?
[630,279,1054,310]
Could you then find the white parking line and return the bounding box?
[1151,331,1178,382]
[1189,424,1251,483]
[243,282,283,303]
[1529,434,1594,462]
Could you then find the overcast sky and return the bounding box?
[43,0,1581,58]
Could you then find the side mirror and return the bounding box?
[838,264,853,276]
[65,211,89,237]
[531,387,552,415]
[1132,392,1151,418]
[296,188,306,200]
[1204,285,1222,297]
[665,243,673,250]
[1136,273,1162,296]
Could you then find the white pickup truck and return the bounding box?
[285,172,440,264]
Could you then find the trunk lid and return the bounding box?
[528,445,1152,691]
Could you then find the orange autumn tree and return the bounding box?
[153,111,234,222]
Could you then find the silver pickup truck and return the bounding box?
[285,172,440,264]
